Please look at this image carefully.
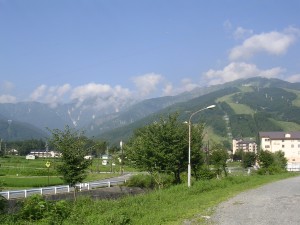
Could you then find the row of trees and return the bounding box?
[234,149,287,174]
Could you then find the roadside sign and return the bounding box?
[45,161,51,168]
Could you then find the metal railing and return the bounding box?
[0,179,126,200]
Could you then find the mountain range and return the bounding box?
[1,77,300,145]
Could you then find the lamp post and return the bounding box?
[188,104,216,187]
[120,140,124,175]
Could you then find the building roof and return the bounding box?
[259,131,300,139]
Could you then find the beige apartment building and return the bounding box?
[259,131,300,170]
[232,138,258,155]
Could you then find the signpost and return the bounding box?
[45,161,51,186]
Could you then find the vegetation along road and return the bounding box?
[208,175,300,225]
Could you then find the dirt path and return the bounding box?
[206,175,300,225]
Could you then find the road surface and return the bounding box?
[208,175,300,225]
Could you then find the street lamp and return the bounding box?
[188,104,216,187]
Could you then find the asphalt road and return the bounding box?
[208,175,300,225]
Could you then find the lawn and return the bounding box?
[0,156,130,190]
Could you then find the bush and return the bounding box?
[0,195,7,213]
[126,174,156,189]
[18,194,72,223]
[198,167,215,180]
[20,194,49,221]
[126,173,174,189]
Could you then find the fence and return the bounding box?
[0,179,126,200]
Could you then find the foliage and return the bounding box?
[257,150,288,175]
[210,144,229,177]
[18,194,71,224]
[241,152,256,168]
[197,166,215,180]
[233,149,243,161]
[273,151,288,169]
[5,139,46,156]
[48,126,92,193]
[126,173,174,189]
[19,194,49,221]
[257,150,274,168]
[125,113,204,184]
[126,174,156,189]
[0,180,7,213]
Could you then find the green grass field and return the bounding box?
[0,156,130,190]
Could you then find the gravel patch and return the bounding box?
[206,175,300,225]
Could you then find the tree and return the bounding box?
[210,144,229,177]
[257,150,287,174]
[257,150,274,168]
[241,152,256,168]
[125,113,204,184]
[48,126,92,199]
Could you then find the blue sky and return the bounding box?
[1,0,300,107]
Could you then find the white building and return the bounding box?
[29,150,61,158]
[232,138,258,155]
[259,132,300,170]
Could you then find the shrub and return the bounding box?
[19,194,49,221]
[0,195,7,213]
[198,167,215,180]
[126,174,155,189]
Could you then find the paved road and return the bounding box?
[209,175,300,225]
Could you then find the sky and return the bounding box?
[1,0,300,107]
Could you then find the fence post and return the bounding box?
[87,183,90,190]
[108,181,111,187]
[24,190,27,198]
[55,187,57,194]
[7,191,10,200]
[67,186,70,193]
[41,188,43,195]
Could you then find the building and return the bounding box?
[259,131,300,170]
[232,138,258,155]
[29,150,61,158]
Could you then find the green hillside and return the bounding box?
[98,77,300,146]
[0,119,48,141]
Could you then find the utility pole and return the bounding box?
[120,140,124,175]
[0,139,2,156]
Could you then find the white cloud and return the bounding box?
[229,27,300,61]
[71,82,132,110]
[162,83,173,96]
[233,27,253,40]
[286,74,300,83]
[204,62,284,85]
[30,84,71,107]
[0,94,17,103]
[132,73,163,97]
[30,85,47,101]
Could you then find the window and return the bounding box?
[265,145,270,148]
[282,145,285,148]
[291,144,294,148]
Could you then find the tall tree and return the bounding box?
[125,113,204,184]
[210,144,229,177]
[48,126,92,199]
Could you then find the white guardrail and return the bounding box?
[0,179,127,200]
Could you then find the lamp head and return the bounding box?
[206,104,216,110]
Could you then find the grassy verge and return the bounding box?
[5,172,295,225]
